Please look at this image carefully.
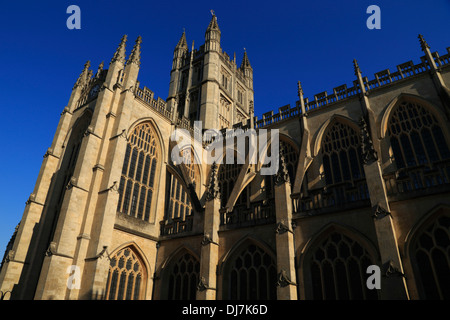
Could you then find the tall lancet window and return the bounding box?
[160,172,194,236]
[320,121,369,204]
[218,162,243,208]
[297,120,369,213]
[117,122,159,222]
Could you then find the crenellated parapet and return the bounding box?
[254,43,450,129]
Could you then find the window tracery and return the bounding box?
[117,122,159,222]
[411,214,450,299]
[307,232,378,300]
[225,243,277,300]
[105,247,145,300]
[385,100,450,194]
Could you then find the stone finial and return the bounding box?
[418,34,430,51]
[359,116,378,164]
[127,36,142,67]
[205,162,221,201]
[111,35,127,64]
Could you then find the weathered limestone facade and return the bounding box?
[1,15,450,300]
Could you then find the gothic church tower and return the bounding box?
[167,13,254,129]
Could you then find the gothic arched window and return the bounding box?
[306,231,378,300]
[410,213,450,299]
[105,246,146,300]
[224,243,277,300]
[219,162,243,208]
[161,172,194,235]
[322,121,365,185]
[167,252,200,300]
[387,100,450,189]
[117,122,160,221]
[180,148,200,192]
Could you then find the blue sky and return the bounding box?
[0,0,449,255]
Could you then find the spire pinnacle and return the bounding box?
[128,36,142,66]
[206,11,220,33]
[240,50,252,69]
[353,59,361,76]
[297,81,303,98]
[74,60,91,88]
[95,61,104,77]
[176,30,188,49]
[418,34,430,51]
[111,35,127,64]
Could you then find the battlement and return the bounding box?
[254,47,450,129]
[134,85,171,119]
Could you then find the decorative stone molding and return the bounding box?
[5,250,15,263]
[45,242,73,259]
[60,106,70,116]
[66,176,88,192]
[66,177,77,190]
[92,163,105,172]
[276,269,296,287]
[85,246,110,262]
[43,147,57,159]
[275,144,290,186]
[110,129,127,141]
[205,162,221,201]
[84,125,102,139]
[99,181,119,195]
[197,277,215,292]
[359,117,378,165]
[383,260,405,278]
[201,233,219,246]
[372,204,391,220]
[275,221,292,235]
[25,193,36,205]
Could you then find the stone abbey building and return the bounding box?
[1,14,450,300]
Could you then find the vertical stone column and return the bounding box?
[353,59,409,299]
[274,147,297,300]
[79,37,142,300]
[360,118,409,300]
[197,163,221,300]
